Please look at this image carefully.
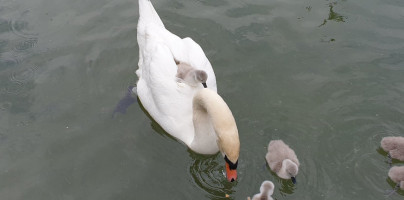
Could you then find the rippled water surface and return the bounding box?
[1,0,404,199]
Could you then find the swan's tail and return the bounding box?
[138,0,164,28]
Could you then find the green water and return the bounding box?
[1,0,404,199]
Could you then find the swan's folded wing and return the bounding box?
[137,39,195,145]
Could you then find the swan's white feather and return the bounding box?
[136,0,218,150]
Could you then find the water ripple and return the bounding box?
[0,58,21,70]
[13,38,38,52]
[2,65,38,96]
[188,152,236,200]
[0,102,11,110]
[353,152,387,194]
[4,81,24,95]
[298,157,332,198]
[8,11,38,39]
[10,65,38,84]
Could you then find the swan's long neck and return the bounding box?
[191,89,240,160]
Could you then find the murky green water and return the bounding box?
[1,0,404,199]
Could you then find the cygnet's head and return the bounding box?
[250,181,275,200]
[284,159,298,183]
[175,60,208,88]
[182,69,208,88]
[260,181,275,196]
[195,70,208,86]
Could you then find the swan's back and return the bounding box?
[136,0,217,146]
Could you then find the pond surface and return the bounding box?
[1,0,404,199]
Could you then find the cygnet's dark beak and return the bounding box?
[202,82,207,88]
[291,177,297,184]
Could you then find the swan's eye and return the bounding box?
[224,155,238,170]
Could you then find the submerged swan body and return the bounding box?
[136,0,240,181]
[266,140,299,183]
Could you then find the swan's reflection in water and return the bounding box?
[188,151,236,200]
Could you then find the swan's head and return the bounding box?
[283,159,298,184]
[260,181,275,196]
[218,128,240,182]
[193,88,240,182]
[214,97,239,182]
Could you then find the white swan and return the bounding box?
[136,0,240,182]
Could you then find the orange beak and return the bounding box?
[225,162,237,182]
